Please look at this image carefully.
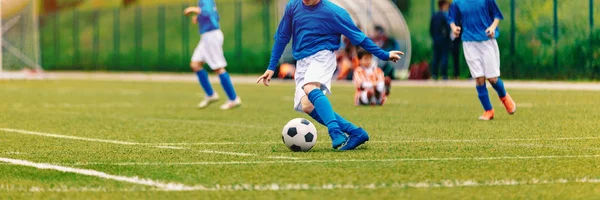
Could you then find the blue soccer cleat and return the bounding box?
[329,130,348,149]
[340,128,370,151]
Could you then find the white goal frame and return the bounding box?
[0,0,44,79]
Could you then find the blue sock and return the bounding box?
[195,70,214,96]
[491,78,507,98]
[309,110,358,133]
[308,110,325,125]
[307,89,341,132]
[218,72,237,101]
[476,84,493,111]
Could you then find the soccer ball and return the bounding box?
[281,118,317,152]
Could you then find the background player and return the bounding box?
[184,0,241,110]
[448,0,516,120]
[353,48,389,106]
[256,0,403,150]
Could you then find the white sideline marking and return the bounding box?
[149,136,600,146]
[0,152,25,155]
[0,128,299,160]
[2,177,600,192]
[0,157,196,191]
[0,128,140,145]
[68,154,600,166]
[499,143,600,151]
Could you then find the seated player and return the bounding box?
[353,48,389,106]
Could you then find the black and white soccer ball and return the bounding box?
[281,118,318,152]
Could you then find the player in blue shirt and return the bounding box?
[184,0,241,110]
[256,0,403,150]
[448,0,516,120]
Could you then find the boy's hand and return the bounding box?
[389,51,404,63]
[184,7,201,16]
[451,24,462,38]
[192,15,198,24]
[485,25,496,38]
[257,70,275,86]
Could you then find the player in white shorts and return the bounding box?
[184,0,241,110]
[448,0,516,120]
[256,0,403,150]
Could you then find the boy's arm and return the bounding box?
[448,3,462,38]
[485,0,504,38]
[184,6,201,15]
[266,4,293,71]
[336,11,403,62]
[258,2,293,86]
[335,12,389,61]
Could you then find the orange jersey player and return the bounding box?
[353,48,390,106]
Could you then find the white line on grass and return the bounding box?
[67,154,600,166]
[148,136,600,146]
[0,157,197,191]
[0,128,299,160]
[2,176,600,192]
[0,152,25,155]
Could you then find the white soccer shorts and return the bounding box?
[463,39,501,78]
[191,29,227,69]
[293,50,336,112]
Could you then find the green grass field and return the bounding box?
[1,78,600,199]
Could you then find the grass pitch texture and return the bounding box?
[1,80,599,199]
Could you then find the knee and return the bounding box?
[475,77,486,86]
[300,97,314,114]
[359,91,371,105]
[214,68,226,75]
[376,81,385,93]
[302,104,314,114]
[190,62,204,72]
[487,77,498,85]
[303,82,321,94]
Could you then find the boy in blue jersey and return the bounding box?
[256,0,403,150]
[448,0,516,120]
[184,0,241,110]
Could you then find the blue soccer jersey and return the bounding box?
[197,0,220,34]
[448,0,504,42]
[267,0,389,71]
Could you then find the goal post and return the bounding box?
[0,0,43,79]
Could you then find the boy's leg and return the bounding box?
[192,62,215,97]
[215,68,241,110]
[431,43,441,80]
[452,39,461,79]
[304,83,347,149]
[375,81,387,105]
[203,30,240,110]
[485,40,516,114]
[301,97,359,133]
[440,46,450,80]
[191,40,219,108]
[301,96,367,150]
[476,78,494,120]
[464,41,494,120]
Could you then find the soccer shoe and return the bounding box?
[197,94,220,109]
[478,110,495,121]
[220,97,242,110]
[500,94,517,115]
[329,130,348,149]
[340,128,370,151]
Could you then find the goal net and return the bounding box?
[0,0,44,79]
